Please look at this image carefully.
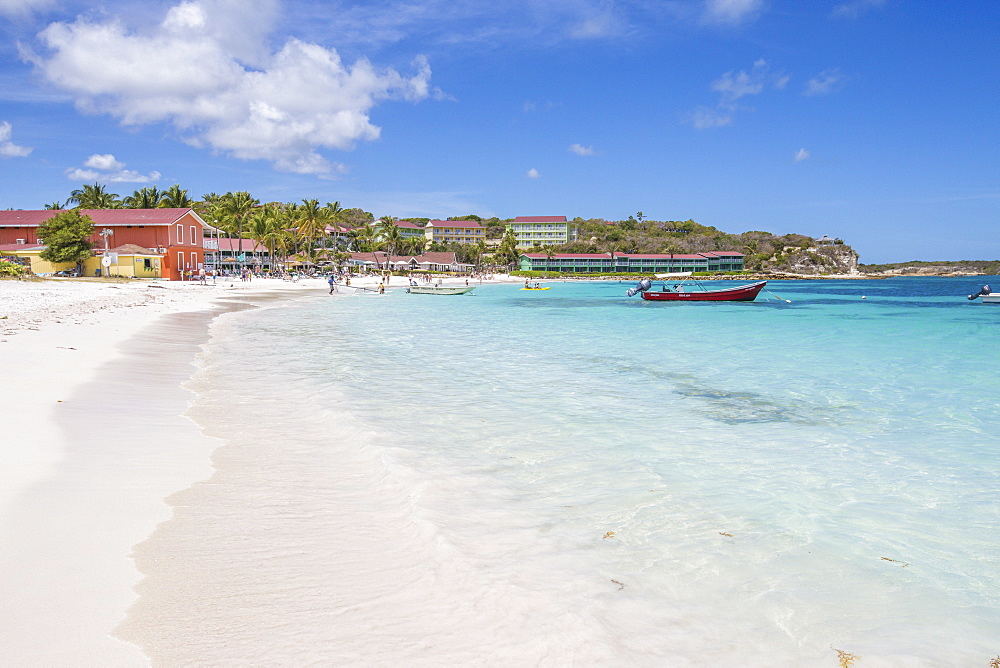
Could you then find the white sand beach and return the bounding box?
[0,271,517,665]
[0,276,327,665]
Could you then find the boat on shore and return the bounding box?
[627,274,767,302]
[408,285,475,295]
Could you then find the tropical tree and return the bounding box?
[43,201,64,210]
[494,227,520,270]
[68,183,121,209]
[295,199,332,266]
[215,191,259,267]
[123,186,164,209]
[377,216,405,267]
[38,209,95,273]
[160,184,194,208]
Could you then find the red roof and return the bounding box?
[513,216,567,223]
[394,220,422,229]
[522,252,744,261]
[0,243,45,251]
[0,208,203,228]
[214,239,268,252]
[426,219,483,229]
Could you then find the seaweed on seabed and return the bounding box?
[831,647,859,667]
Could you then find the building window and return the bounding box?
[191,226,197,246]
[176,224,184,244]
[177,252,183,271]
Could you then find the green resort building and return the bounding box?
[519,251,745,274]
[507,216,578,248]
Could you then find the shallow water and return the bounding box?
[122,277,1000,665]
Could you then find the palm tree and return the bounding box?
[216,191,259,269]
[160,184,194,208]
[68,183,121,209]
[378,216,405,269]
[43,201,64,210]
[123,186,164,209]
[664,243,680,272]
[296,199,332,267]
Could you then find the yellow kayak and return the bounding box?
[521,287,551,290]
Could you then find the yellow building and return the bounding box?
[0,243,164,278]
[424,219,485,245]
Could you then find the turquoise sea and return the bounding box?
[126,276,1000,665]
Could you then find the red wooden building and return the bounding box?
[0,208,214,280]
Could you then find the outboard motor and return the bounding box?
[626,278,652,297]
[968,284,991,300]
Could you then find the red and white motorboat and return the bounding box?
[627,274,767,302]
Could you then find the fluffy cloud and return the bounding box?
[0,121,33,157]
[804,69,845,96]
[701,0,764,25]
[568,143,595,156]
[793,147,810,162]
[27,0,434,175]
[66,154,161,182]
[526,168,540,179]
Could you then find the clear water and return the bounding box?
[122,277,1000,665]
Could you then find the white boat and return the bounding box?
[968,284,998,303]
[408,285,475,295]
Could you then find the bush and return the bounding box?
[0,259,27,277]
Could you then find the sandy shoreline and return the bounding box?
[0,277,327,664]
[0,272,520,664]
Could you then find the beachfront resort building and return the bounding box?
[424,220,485,245]
[519,251,745,274]
[0,208,216,280]
[347,251,473,273]
[507,216,578,248]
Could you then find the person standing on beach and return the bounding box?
[378,282,385,294]
[328,275,336,294]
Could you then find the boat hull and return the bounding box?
[408,285,475,295]
[982,293,1000,304]
[641,281,766,302]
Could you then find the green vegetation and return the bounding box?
[860,259,1000,274]
[0,259,27,277]
[38,210,95,271]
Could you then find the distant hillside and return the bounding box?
[859,260,1000,276]
[553,218,859,275]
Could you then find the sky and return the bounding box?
[0,0,997,263]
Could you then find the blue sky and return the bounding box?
[1,0,996,263]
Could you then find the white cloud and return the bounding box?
[804,69,845,96]
[711,58,787,102]
[27,0,434,176]
[0,0,54,17]
[84,153,125,171]
[568,143,595,156]
[0,121,33,157]
[702,0,764,25]
[65,155,160,183]
[794,147,810,162]
[831,0,887,19]
[526,168,540,179]
[688,107,733,129]
[688,59,786,129]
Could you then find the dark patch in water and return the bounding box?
[674,383,801,424]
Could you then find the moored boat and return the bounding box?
[408,285,475,295]
[627,276,767,302]
[968,284,998,303]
